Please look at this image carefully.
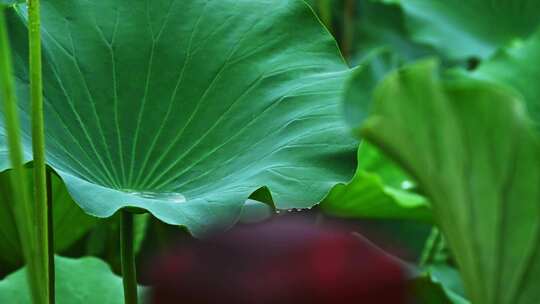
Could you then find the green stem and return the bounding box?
[0,7,43,304]
[120,211,138,304]
[46,170,54,303]
[28,0,52,302]
[419,227,442,267]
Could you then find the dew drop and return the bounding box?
[400,180,414,190]
[124,190,186,203]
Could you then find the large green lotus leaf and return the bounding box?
[321,141,430,221]
[359,60,540,303]
[0,167,98,267]
[383,0,540,60]
[3,0,356,236]
[0,256,146,303]
[465,30,540,129]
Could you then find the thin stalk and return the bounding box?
[419,227,443,267]
[0,7,42,304]
[28,0,52,302]
[46,170,54,303]
[121,211,138,304]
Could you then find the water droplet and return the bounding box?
[400,180,414,190]
[124,189,186,203]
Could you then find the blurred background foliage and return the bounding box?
[306,1,540,302]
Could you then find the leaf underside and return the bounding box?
[0,0,356,236]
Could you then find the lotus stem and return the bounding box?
[0,7,45,304]
[120,211,138,304]
[28,0,52,302]
[46,170,54,302]
[419,227,443,267]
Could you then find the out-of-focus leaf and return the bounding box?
[50,173,99,252]
[321,142,431,221]
[322,50,430,222]
[412,265,469,304]
[465,30,540,129]
[0,168,97,267]
[353,0,434,64]
[360,219,432,262]
[0,174,19,267]
[84,212,149,273]
[344,49,402,133]
[385,0,540,60]
[0,0,21,7]
[429,265,468,302]
[3,0,356,237]
[0,256,146,303]
[360,60,540,303]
